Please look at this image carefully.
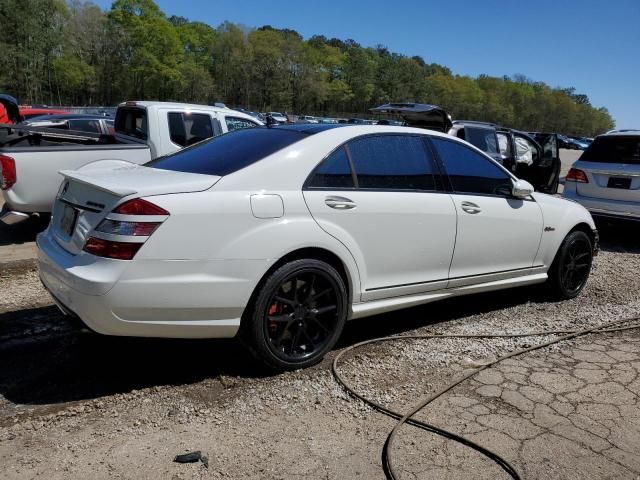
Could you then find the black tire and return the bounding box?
[546,230,593,300]
[240,259,348,371]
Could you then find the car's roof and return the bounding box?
[269,124,347,134]
[452,120,498,128]
[602,129,640,137]
[119,100,236,112]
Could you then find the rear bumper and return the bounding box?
[37,230,270,339]
[563,188,640,221]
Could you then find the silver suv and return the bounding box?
[563,130,640,222]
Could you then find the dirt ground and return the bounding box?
[1,148,639,479]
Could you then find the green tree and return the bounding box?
[108,0,183,99]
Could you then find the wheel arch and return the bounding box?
[241,247,355,327]
[568,221,597,245]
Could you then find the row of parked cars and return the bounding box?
[0,95,636,370]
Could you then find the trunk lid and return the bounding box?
[52,161,220,255]
[576,160,640,201]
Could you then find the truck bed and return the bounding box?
[1,125,151,214]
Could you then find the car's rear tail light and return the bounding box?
[566,168,588,183]
[83,237,143,260]
[95,219,161,236]
[0,154,16,190]
[113,198,169,215]
[84,198,169,260]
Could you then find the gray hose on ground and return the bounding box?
[331,317,640,480]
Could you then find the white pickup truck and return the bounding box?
[0,101,262,224]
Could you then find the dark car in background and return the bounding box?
[451,122,561,194]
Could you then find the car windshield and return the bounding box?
[147,127,309,176]
[580,136,640,164]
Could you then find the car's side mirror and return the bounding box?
[512,179,535,199]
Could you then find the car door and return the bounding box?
[533,133,561,193]
[513,132,559,193]
[303,134,457,301]
[429,136,543,285]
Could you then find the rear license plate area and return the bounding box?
[607,177,631,189]
[60,204,79,237]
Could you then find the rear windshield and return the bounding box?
[147,127,308,176]
[115,107,148,140]
[580,136,640,164]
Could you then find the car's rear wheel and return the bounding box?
[546,230,593,299]
[241,259,347,371]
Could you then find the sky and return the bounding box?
[94,0,640,128]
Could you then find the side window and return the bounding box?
[348,135,436,190]
[465,127,499,156]
[225,116,258,131]
[168,112,186,146]
[431,137,512,195]
[307,146,354,188]
[168,112,214,147]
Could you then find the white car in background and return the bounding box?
[38,124,597,370]
[267,112,288,124]
[563,130,640,222]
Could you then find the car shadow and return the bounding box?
[596,219,640,254]
[0,286,547,407]
[338,286,546,346]
[0,214,48,246]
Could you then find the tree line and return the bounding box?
[0,0,614,136]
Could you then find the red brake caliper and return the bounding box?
[267,303,279,333]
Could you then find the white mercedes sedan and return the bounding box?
[38,124,598,370]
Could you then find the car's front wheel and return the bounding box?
[546,230,593,299]
[241,259,348,371]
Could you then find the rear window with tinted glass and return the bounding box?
[147,127,307,176]
[115,108,147,139]
[580,136,640,164]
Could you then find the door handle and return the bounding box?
[325,196,356,210]
[461,201,481,214]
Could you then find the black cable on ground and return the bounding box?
[331,317,640,480]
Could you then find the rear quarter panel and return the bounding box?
[140,186,362,302]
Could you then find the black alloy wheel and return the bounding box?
[559,235,592,295]
[547,230,593,299]
[242,259,347,370]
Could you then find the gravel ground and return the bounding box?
[0,221,639,478]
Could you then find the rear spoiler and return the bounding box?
[370,103,453,132]
[59,169,138,197]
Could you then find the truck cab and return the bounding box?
[114,101,262,159]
